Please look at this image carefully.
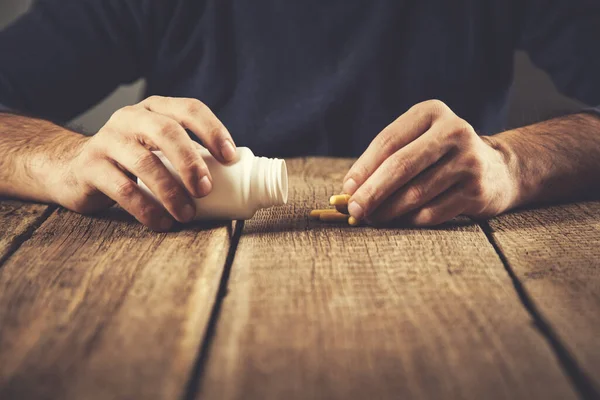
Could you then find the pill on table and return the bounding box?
[309,209,339,219]
[348,216,360,226]
[329,194,351,206]
[320,212,350,222]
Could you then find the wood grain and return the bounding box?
[488,202,600,392]
[0,207,232,400]
[197,158,576,400]
[0,200,53,265]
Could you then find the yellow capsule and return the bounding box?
[309,209,339,220]
[348,216,360,226]
[329,194,351,206]
[319,212,350,223]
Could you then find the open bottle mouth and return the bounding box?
[253,156,289,207]
[267,158,288,206]
[278,160,289,205]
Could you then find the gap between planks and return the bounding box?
[479,220,600,400]
[180,207,596,399]
[183,220,245,400]
[2,197,593,398]
[193,157,578,399]
[0,204,56,268]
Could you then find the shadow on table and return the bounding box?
[84,206,230,233]
[241,214,479,235]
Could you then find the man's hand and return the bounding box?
[342,100,518,226]
[51,96,236,231]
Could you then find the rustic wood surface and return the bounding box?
[0,207,232,400]
[197,158,576,400]
[488,202,600,395]
[1,159,598,400]
[0,200,53,265]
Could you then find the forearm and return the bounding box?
[0,113,85,202]
[486,113,600,209]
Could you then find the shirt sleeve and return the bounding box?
[0,0,174,123]
[516,0,600,113]
[585,106,600,119]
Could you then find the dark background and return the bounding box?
[0,0,584,133]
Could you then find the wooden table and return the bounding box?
[0,158,599,400]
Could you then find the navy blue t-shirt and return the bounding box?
[1,0,599,157]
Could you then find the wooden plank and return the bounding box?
[488,202,600,392]
[0,200,53,265]
[197,158,577,400]
[0,206,232,400]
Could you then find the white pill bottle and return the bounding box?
[138,147,288,220]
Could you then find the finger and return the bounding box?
[369,154,464,223]
[111,106,213,199]
[343,99,449,195]
[106,140,197,223]
[409,185,467,227]
[348,124,453,220]
[85,160,175,232]
[142,96,237,163]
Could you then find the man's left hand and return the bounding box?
[343,100,518,226]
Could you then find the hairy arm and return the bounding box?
[487,112,600,208]
[0,113,84,202]
[0,96,237,231]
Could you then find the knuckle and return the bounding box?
[158,120,182,139]
[162,185,184,204]
[375,131,397,156]
[115,180,138,199]
[406,185,425,206]
[388,155,414,178]
[66,192,94,214]
[185,98,207,115]
[409,99,449,123]
[462,153,484,173]
[350,162,372,183]
[111,105,136,120]
[208,126,227,140]
[409,102,428,119]
[136,203,159,223]
[466,180,486,198]
[458,120,476,137]
[415,208,436,226]
[360,184,381,209]
[179,150,204,172]
[146,95,163,103]
[426,99,446,109]
[424,99,448,115]
[447,120,475,143]
[133,152,159,174]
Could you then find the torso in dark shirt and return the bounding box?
[146,1,518,157]
[1,0,599,157]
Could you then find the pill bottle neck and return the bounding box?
[250,156,288,208]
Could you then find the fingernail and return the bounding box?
[343,178,358,195]
[160,217,173,231]
[220,140,237,162]
[199,176,212,196]
[182,204,195,222]
[348,201,364,219]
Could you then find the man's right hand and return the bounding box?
[51,96,237,231]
